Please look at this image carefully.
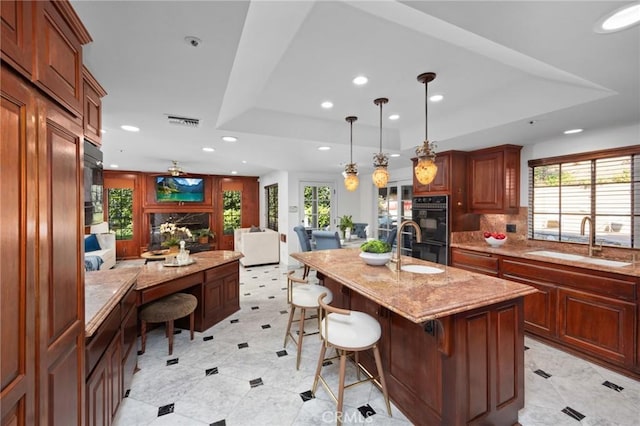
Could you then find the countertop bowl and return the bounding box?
[485,236,507,248]
[359,251,392,266]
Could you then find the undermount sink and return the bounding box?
[527,250,632,268]
[401,264,444,274]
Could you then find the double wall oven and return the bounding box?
[411,195,449,265]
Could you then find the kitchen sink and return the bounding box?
[401,265,444,274]
[526,250,632,268]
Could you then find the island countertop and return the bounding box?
[292,248,536,324]
[135,250,243,290]
[85,268,139,338]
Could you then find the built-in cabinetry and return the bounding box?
[320,273,525,425]
[85,285,137,426]
[83,66,107,146]
[2,0,92,421]
[413,150,479,233]
[467,144,521,214]
[451,247,639,376]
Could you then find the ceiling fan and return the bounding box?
[167,160,185,177]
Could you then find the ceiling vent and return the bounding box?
[166,114,200,128]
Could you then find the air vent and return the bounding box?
[166,115,200,128]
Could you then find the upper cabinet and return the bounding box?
[468,144,522,214]
[1,0,33,78]
[83,66,107,146]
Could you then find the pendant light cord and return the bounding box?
[379,101,383,153]
[424,81,428,140]
[350,120,354,162]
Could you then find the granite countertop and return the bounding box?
[292,248,537,324]
[85,268,139,338]
[451,241,640,277]
[135,250,243,290]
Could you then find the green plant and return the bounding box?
[194,228,215,239]
[360,240,391,253]
[338,215,354,232]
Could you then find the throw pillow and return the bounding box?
[85,234,101,252]
[249,225,261,233]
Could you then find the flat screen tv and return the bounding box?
[156,177,204,202]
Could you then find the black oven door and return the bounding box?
[412,241,447,265]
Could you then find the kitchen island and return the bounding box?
[292,248,536,426]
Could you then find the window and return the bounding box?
[301,183,333,231]
[529,146,639,248]
[107,188,133,240]
[377,183,412,254]
[223,190,241,235]
[266,184,278,231]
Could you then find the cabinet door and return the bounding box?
[86,354,109,426]
[203,278,224,325]
[108,333,123,420]
[469,150,504,212]
[413,154,448,194]
[558,288,635,368]
[223,272,240,316]
[83,67,106,146]
[1,0,33,77]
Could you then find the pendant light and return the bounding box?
[414,72,438,185]
[343,116,359,191]
[372,97,390,188]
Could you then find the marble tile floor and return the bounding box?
[112,261,640,425]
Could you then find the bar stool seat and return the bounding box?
[312,292,391,425]
[139,292,197,356]
[284,271,333,369]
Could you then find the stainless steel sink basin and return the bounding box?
[527,250,632,268]
[401,265,444,274]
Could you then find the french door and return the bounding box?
[300,182,335,234]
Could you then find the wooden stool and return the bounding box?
[312,292,391,425]
[139,293,198,355]
[283,271,333,369]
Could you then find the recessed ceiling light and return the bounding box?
[390,153,400,158]
[120,125,139,132]
[202,147,215,152]
[352,75,368,86]
[109,164,119,168]
[318,146,331,151]
[222,136,237,142]
[429,94,444,102]
[595,3,640,33]
[100,129,106,134]
[388,114,400,120]
[564,128,584,134]
[321,101,333,109]
[231,170,238,175]
[241,160,247,164]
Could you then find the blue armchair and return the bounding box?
[293,225,312,278]
[312,230,342,250]
[353,223,368,239]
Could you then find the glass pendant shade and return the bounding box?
[343,116,359,191]
[372,98,389,188]
[414,72,438,185]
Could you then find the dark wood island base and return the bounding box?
[293,248,536,426]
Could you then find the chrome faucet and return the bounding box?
[580,216,601,257]
[392,220,422,272]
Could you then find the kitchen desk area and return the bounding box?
[292,248,537,425]
[84,250,243,425]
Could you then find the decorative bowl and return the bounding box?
[485,236,507,248]
[359,251,392,266]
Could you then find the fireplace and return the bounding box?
[148,212,211,252]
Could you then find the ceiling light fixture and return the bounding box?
[321,101,334,109]
[429,94,444,102]
[414,72,439,186]
[167,160,184,177]
[595,3,640,33]
[318,146,331,151]
[343,116,359,192]
[353,75,368,86]
[221,136,237,142]
[120,125,140,132]
[388,114,400,120]
[109,164,119,168]
[372,97,390,188]
[563,128,584,135]
[202,147,215,152]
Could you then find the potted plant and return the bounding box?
[359,239,392,266]
[159,222,192,252]
[194,228,215,244]
[339,215,354,240]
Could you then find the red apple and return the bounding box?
[483,231,492,238]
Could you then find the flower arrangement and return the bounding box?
[159,222,192,248]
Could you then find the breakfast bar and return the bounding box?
[292,248,537,426]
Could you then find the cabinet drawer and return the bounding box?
[85,304,121,378]
[204,262,237,282]
[451,248,499,276]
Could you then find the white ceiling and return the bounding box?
[71,0,640,177]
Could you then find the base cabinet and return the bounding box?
[86,330,122,426]
[451,248,499,276]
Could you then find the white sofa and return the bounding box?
[84,222,116,270]
[234,227,280,267]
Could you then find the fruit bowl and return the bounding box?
[484,234,507,248]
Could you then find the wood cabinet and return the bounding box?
[83,66,107,146]
[452,247,639,376]
[199,262,241,330]
[451,247,499,276]
[1,0,33,78]
[468,144,521,214]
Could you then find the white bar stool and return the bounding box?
[283,271,334,369]
[312,292,391,425]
